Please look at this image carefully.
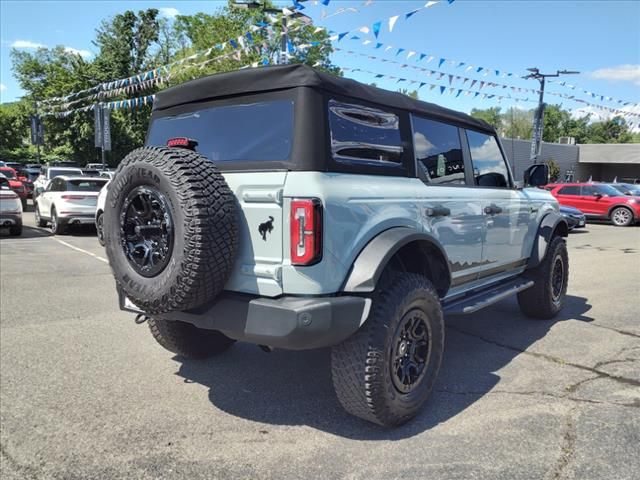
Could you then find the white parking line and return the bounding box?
[51,238,109,264]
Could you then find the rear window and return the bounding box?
[146,100,294,162]
[49,168,81,179]
[328,99,403,166]
[68,180,107,192]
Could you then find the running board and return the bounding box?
[443,279,534,315]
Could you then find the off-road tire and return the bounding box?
[96,212,105,246]
[50,207,66,235]
[104,147,239,315]
[35,205,47,227]
[610,206,633,227]
[331,273,444,427]
[147,317,235,359]
[518,235,568,319]
[9,224,22,236]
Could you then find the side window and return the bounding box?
[46,178,57,191]
[581,185,596,196]
[466,130,510,188]
[328,99,403,166]
[558,186,580,195]
[411,115,464,185]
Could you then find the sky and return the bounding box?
[1,0,639,125]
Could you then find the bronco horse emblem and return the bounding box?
[258,216,274,241]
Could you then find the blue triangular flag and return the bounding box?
[322,0,331,5]
[405,9,420,19]
[419,53,427,61]
[375,42,383,49]
[396,48,405,56]
[372,21,381,38]
[375,74,384,78]
[474,92,480,98]
[456,89,462,97]
[350,35,360,40]
[337,31,349,41]
[476,67,483,73]
[246,32,254,44]
[419,82,427,89]
[230,39,238,49]
[440,86,445,94]
[439,58,445,68]
[457,62,465,68]
[495,69,500,76]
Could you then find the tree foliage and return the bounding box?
[2,1,339,165]
[470,106,502,131]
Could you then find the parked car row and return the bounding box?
[0,175,23,236]
[545,182,640,227]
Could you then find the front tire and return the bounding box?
[610,207,633,227]
[517,235,568,319]
[331,273,444,427]
[147,317,235,359]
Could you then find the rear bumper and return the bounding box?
[58,214,95,225]
[0,213,22,227]
[119,290,371,350]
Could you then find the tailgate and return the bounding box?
[222,172,287,297]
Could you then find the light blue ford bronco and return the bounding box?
[105,64,568,427]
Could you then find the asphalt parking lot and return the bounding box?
[1,208,639,480]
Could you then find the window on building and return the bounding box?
[328,99,403,166]
[466,130,510,188]
[412,115,464,185]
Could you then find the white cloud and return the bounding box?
[11,39,46,49]
[591,64,640,86]
[64,46,92,58]
[159,7,179,18]
[413,132,435,157]
[570,104,640,133]
[0,83,6,92]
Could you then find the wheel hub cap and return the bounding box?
[551,256,564,302]
[120,186,174,277]
[390,310,430,394]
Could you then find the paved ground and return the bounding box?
[1,205,639,480]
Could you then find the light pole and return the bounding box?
[523,68,579,163]
[232,1,312,65]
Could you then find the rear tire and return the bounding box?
[610,207,633,227]
[35,205,47,227]
[96,212,105,246]
[331,273,444,427]
[50,207,66,235]
[517,235,568,319]
[147,317,235,359]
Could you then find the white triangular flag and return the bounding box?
[388,15,399,32]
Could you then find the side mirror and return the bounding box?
[592,192,602,198]
[523,164,549,187]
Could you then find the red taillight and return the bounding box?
[167,137,198,150]
[62,195,87,200]
[290,198,322,266]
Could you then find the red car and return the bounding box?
[546,182,640,227]
[0,167,28,209]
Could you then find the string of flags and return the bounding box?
[333,48,640,119]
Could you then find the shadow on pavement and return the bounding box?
[173,294,593,440]
[0,225,51,239]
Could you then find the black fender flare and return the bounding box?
[526,211,568,269]
[341,227,451,294]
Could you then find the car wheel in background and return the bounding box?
[50,208,66,235]
[96,212,105,246]
[610,207,633,227]
[331,273,444,427]
[9,224,22,236]
[517,235,569,319]
[34,205,47,227]
[21,198,27,211]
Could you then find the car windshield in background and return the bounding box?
[146,100,294,162]
[595,184,625,196]
[68,179,107,192]
[49,169,80,178]
[0,169,16,179]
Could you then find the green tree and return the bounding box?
[397,88,419,100]
[503,107,533,139]
[470,107,502,132]
[546,157,560,182]
[585,117,634,143]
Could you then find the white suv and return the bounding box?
[35,176,108,234]
[33,166,83,202]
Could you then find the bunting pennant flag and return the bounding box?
[388,15,399,32]
[372,21,381,38]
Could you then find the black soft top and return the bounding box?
[153,64,494,134]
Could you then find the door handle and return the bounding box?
[484,204,503,215]
[425,206,451,217]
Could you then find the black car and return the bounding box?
[560,205,586,231]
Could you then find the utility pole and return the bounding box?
[523,68,579,164]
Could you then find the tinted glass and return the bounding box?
[49,168,81,179]
[147,100,294,162]
[0,169,16,179]
[412,116,464,185]
[558,186,580,195]
[466,130,509,188]
[329,99,403,166]
[583,184,624,196]
[67,180,107,192]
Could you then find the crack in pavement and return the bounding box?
[446,325,640,389]
[434,388,638,408]
[548,405,579,480]
[0,443,40,480]
[587,323,640,339]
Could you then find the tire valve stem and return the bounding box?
[134,314,148,325]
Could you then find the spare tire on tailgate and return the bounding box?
[104,146,238,314]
